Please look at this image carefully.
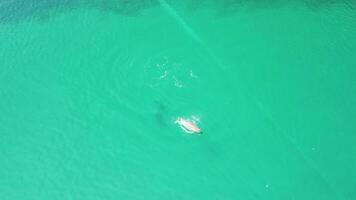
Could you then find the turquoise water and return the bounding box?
[1,1,356,199]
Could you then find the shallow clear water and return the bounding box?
[1,0,356,199]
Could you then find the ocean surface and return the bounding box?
[1,0,356,199]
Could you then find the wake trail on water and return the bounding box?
[158,0,227,75]
[157,4,340,195]
[158,0,203,45]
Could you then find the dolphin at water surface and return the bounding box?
[175,117,201,134]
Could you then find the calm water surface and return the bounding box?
[1,0,356,199]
